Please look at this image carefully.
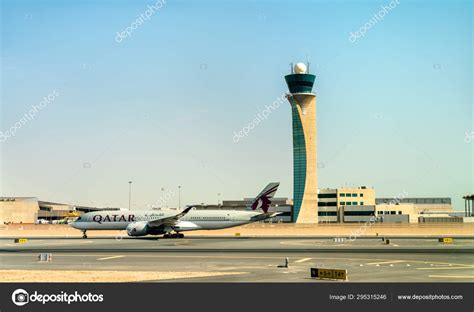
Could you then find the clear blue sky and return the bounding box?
[1,0,472,210]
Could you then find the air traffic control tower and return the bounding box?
[285,62,318,223]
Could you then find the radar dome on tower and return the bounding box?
[294,63,307,74]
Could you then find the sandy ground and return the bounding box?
[1,223,473,237]
[0,270,246,282]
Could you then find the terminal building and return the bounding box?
[318,187,376,223]
[0,197,39,224]
[0,197,121,224]
[0,193,467,225]
[316,187,458,224]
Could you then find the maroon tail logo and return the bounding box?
[251,183,279,213]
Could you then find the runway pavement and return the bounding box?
[1,236,473,253]
[1,237,473,282]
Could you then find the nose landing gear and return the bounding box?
[82,230,87,239]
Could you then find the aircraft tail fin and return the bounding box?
[250,182,280,213]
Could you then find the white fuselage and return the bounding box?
[71,209,268,233]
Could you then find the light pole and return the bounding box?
[178,185,182,209]
[161,187,165,208]
[217,193,221,208]
[128,181,132,210]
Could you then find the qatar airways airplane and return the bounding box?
[71,182,280,238]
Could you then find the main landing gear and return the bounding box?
[82,230,88,239]
[163,232,184,239]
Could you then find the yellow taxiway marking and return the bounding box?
[97,255,125,261]
[366,260,406,265]
[428,275,474,279]
[294,258,312,263]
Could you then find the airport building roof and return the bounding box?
[376,198,451,204]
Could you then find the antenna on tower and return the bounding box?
[306,54,311,74]
[290,61,294,74]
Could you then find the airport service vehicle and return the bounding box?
[71,182,280,238]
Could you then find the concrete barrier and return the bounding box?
[38,253,52,262]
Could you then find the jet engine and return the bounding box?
[126,221,166,237]
[126,222,149,236]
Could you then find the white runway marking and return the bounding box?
[295,258,312,263]
[417,266,474,270]
[428,275,474,279]
[97,255,125,261]
[366,260,406,265]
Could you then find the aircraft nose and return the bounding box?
[70,218,83,229]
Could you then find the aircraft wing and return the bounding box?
[250,211,282,222]
[147,206,194,228]
[269,212,283,218]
